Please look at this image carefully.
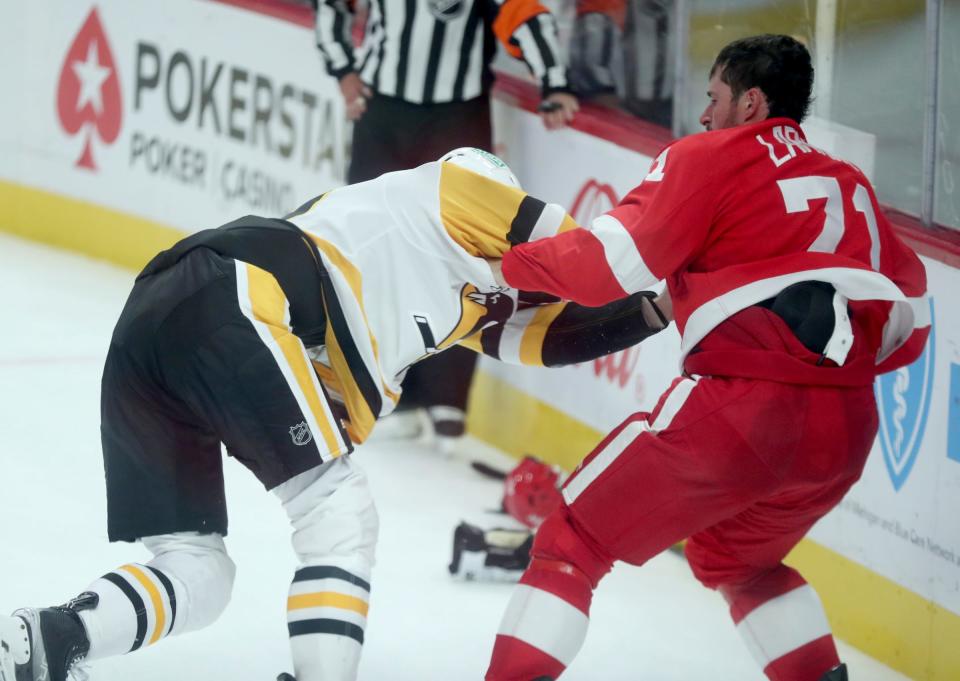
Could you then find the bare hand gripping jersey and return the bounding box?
[502,117,930,383]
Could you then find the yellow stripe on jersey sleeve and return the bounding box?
[557,213,579,234]
[439,163,525,258]
[456,301,566,367]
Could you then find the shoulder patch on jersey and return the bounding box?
[644,149,669,182]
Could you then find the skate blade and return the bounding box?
[0,615,31,680]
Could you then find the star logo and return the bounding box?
[57,7,123,170]
[72,41,112,117]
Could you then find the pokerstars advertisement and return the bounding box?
[0,0,346,231]
[488,100,960,616]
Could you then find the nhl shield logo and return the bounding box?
[874,299,935,492]
[289,421,313,447]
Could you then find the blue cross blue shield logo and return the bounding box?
[874,299,935,492]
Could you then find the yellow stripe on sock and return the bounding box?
[287,592,369,617]
[120,565,166,645]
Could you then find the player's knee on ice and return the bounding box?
[143,532,236,632]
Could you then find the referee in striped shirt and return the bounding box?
[311,0,578,450]
[312,0,579,183]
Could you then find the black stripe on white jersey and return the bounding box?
[451,1,483,101]
[394,0,418,99]
[513,13,567,92]
[313,0,354,77]
[508,195,548,245]
[421,19,448,103]
[342,0,553,104]
[368,0,387,92]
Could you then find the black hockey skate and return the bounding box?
[820,664,848,681]
[0,593,96,681]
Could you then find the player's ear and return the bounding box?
[743,87,769,121]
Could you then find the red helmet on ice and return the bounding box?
[503,456,562,528]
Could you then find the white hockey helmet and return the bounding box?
[439,147,521,189]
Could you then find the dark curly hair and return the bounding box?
[710,34,814,123]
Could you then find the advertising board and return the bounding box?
[0,0,346,235]
[808,257,960,616]
[2,1,958,675]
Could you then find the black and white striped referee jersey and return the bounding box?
[312,0,570,104]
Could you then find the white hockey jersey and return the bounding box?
[285,160,654,442]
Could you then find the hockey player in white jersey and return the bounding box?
[0,149,668,681]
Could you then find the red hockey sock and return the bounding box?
[722,565,840,681]
[485,554,599,681]
[486,634,568,681]
[763,636,842,681]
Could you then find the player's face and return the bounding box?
[699,71,743,131]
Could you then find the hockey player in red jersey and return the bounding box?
[485,35,929,681]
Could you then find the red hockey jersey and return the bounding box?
[502,118,930,383]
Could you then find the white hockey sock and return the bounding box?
[79,532,235,660]
[79,563,177,659]
[496,584,590,669]
[287,564,370,681]
[733,583,836,677]
[274,458,378,681]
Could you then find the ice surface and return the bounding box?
[0,234,908,680]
